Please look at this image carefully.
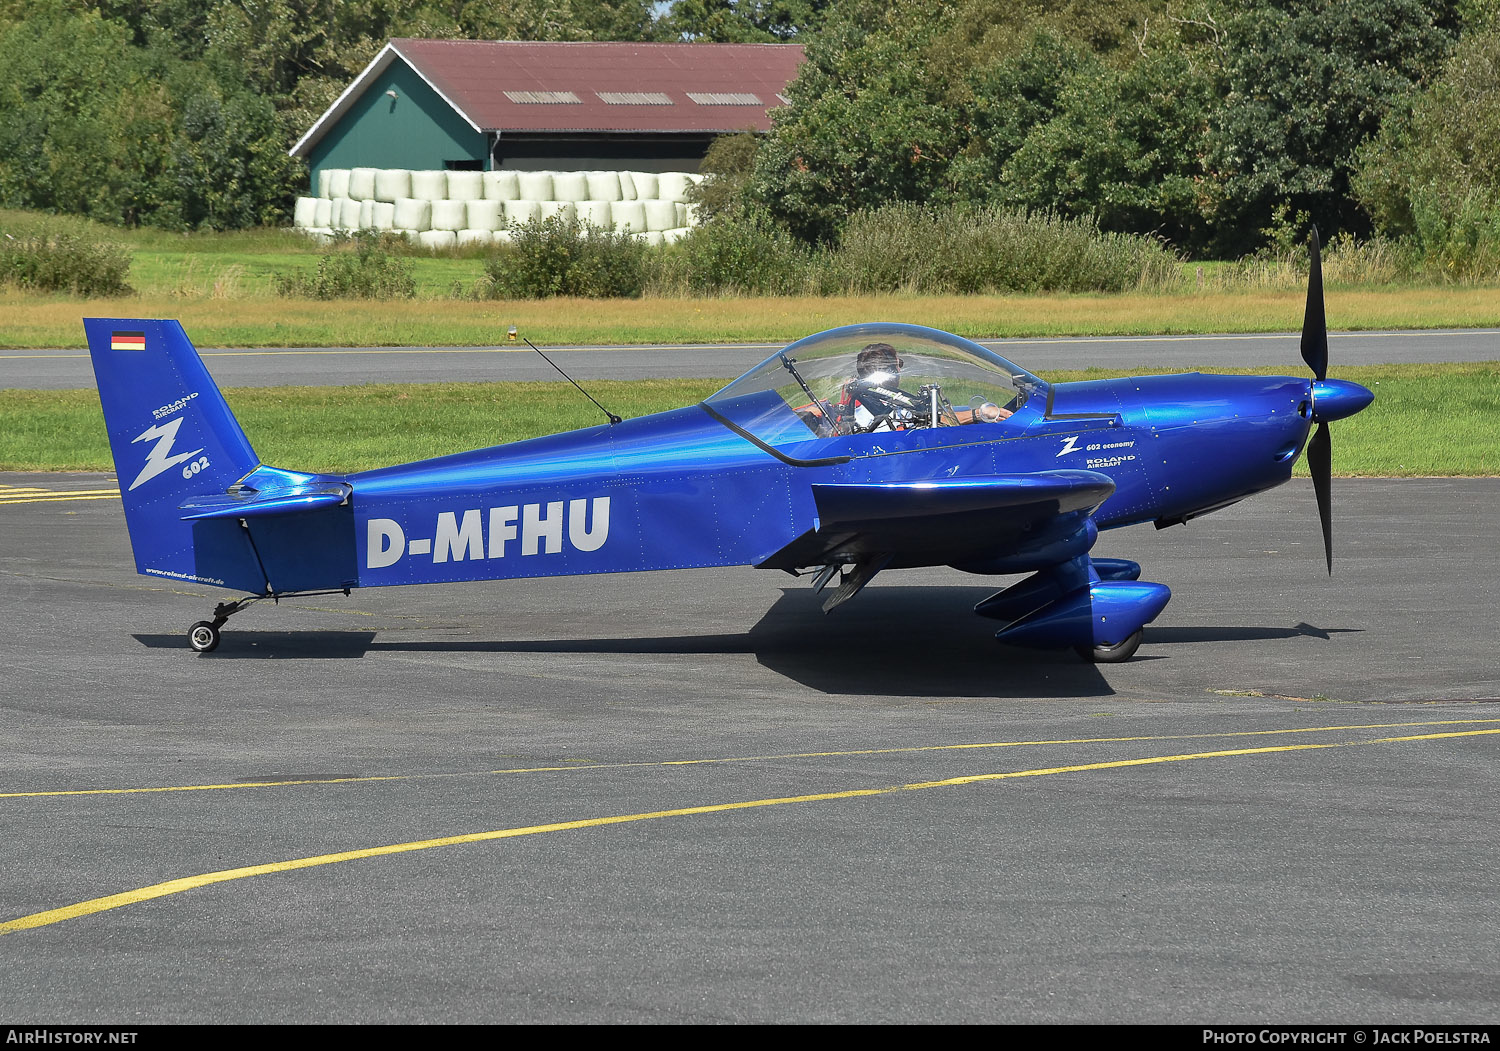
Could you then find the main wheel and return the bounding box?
[1076,629,1143,664]
[188,620,221,653]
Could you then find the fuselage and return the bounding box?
[340,370,1317,590]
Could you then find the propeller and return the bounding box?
[1298,226,1373,574]
[1300,226,1334,573]
[1300,227,1328,383]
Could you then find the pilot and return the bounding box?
[835,343,911,432]
[855,342,902,384]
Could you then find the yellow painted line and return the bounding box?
[0,350,515,359]
[0,488,119,498]
[0,494,121,506]
[5,726,1496,936]
[6,717,1499,799]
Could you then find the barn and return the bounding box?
[290,38,805,186]
[287,39,803,245]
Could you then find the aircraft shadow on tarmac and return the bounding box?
[134,588,1358,699]
[133,631,379,659]
[1148,622,1362,644]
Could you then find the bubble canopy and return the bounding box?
[702,323,1049,447]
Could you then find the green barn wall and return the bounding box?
[307,60,487,192]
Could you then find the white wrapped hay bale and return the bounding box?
[410,170,448,201]
[575,200,613,229]
[466,200,504,232]
[505,200,542,226]
[618,171,640,201]
[551,171,589,202]
[431,199,467,232]
[457,229,493,246]
[313,198,333,227]
[657,172,694,203]
[293,197,319,229]
[392,229,420,242]
[539,201,577,223]
[585,171,623,202]
[628,171,658,200]
[517,171,553,201]
[640,230,665,246]
[393,197,432,232]
[358,199,375,229]
[493,227,514,244]
[319,169,350,199]
[661,227,690,244]
[483,170,520,201]
[374,169,410,203]
[418,230,457,250]
[447,170,483,201]
[681,203,700,227]
[643,199,678,232]
[370,202,396,230]
[348,167,377,200]
[611,200,646,233]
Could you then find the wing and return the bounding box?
[758,471,1115,610]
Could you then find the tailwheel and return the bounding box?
[1076,629,1143,664]
[188,620,221,653]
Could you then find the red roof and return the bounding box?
[293,40,804,157]
[322,40,803,147]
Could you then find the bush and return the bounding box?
[1210,234,1420,291]
[479,216,649,298]
[273,232,415,299]
[651,209,827,296]
[0,213,132,296]
[646,204,1177,297]
[831,204,1180,294]
[1353,26,1500,282]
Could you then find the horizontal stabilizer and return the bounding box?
[179,482,352,521]
[758,471,1114,570]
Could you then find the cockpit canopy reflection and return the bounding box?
[703,323,1049,447]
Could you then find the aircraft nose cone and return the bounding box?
[1310,378,1374,423]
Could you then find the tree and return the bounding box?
[742,0,1189,242]
[1352,24,1500,264]
[985,25,1218,251]
[662,0,829,41]
[1203,0,1458,254]
[0,3,170,222]
[0,2,302,228]
[746,0,964,241]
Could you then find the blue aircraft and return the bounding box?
[84,232,1371,661]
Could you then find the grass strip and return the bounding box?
[6,288,1500,349]
[2,364,1495,476]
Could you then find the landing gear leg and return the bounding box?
[186,598,254,654]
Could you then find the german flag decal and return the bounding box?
[111,331,146,351]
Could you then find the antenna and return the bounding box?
[523,337,622,425]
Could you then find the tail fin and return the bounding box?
[85,318,269,592]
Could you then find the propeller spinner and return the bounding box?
[1299,227,1374,573]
